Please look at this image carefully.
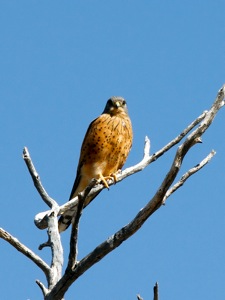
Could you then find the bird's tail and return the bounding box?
[58,206,78,233]
[58,172,82,233]
[58,190,100,233]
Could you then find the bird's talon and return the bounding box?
[110,173,118,184]
[58,97,132,233]
[98,174,110,189]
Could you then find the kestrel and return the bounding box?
[58,97,133,232]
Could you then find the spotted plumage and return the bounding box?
[58,97,133,232]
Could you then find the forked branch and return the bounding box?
[34,108,209,230]
[0,85,224,300]
[45,86,225,298]
[153,282,159,300]
[0,228,50,278]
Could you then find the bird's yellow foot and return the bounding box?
[109,172,118,184]
[98,174,110,189]
[109,169,122,184]
[98,172,119,189]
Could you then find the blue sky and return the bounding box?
[1,1,225,299]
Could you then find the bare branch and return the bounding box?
[153,282,159,300]
[36,280,48,297]
[143,135,151,158]
[163,150,216,203]
[2,85,221,299]
[23,147,57,209]
[23,147,64,290]
[66,197,81,272]
[136,281,159,300]
[39,239,51,250]
[33,84,225,231]
[66,179,98,272]
[45,84,225,299]
[0,228,50,277]
[119,110,208,179]
[47,210,63,290]
[34,184,101,230]
[33,110,207,230]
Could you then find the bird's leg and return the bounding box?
[98,173,110,189]
[109,172,119,184]
[110,173,117,184]
[109,169,122,184]
[98,169,122,189]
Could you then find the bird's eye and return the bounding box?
[107,99,113,106]
[122,100,126,106]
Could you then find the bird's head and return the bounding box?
[103,96,129,116]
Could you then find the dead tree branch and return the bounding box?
[23,147,58,209]
[153,282,159,300]
[44,84,225,299]
[136,281,159,300]
[22,147,64,294]
[66,179,97,272]
[33,98,220,231]
[0,228,50,278]
[0,84,224,299]
[163,149,216,203]
[34,109,208,230]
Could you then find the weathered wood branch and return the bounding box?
[120,109,208,178]
[0,228,50,278]
[136,281,159,300]
[21,149,64,295]
[153,282,159,300]
[23,147,58,209]
[43,84,225,299]
[47,210,63,290]
[34,92,221,231]
[66,179,98,272]
[36,280,49,298]
[22,149,98,297]
[0,85,224,300]
[34,108,208,230]
[163,149,216,202]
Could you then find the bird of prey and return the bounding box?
[58,97,133,232]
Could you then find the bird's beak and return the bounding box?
[115,101,121,108]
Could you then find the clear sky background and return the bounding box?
[1,1,225,299]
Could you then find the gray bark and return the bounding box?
[0,85,224,299]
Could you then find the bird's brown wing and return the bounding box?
[58,117,101,232]
[58,108,133,233]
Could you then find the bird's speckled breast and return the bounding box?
[79,112,132,179]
